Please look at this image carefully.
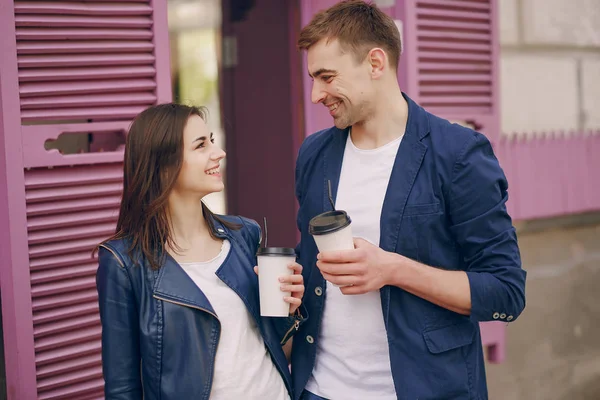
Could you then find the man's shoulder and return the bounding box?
[297,126,340,164]
[425,111,487,159]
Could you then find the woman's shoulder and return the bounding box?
[215,214,262,250]
[100,237,129,253]
[98,237,140,270]
[215,214,260,233]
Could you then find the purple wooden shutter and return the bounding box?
[0,1,171,398]
[300,1,499,142]
[396,0,506,363]
[396,0,500,141]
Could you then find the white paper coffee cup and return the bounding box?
[312,223,354,253]
[309,210,354,287]
[256,247,296,317]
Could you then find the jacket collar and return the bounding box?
[152,216,260,318]
[323,92,430,221]
[152,252,219,315]
[152,215,232,315]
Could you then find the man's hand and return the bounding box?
[317,238,471,314]
[316,237,405,295]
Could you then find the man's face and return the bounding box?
[307,38,374,129]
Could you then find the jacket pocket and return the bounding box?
[403,202,442,217]
[398,202,443,264]
[423,321,475,354]
[419,322,475,398]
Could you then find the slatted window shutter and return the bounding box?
[301,0,499,142]
[397,0,499,140]
[397,0,506,364]
[1,1,171,398]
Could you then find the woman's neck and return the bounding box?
[166,191,211,251]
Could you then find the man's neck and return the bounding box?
[350,86,408,150]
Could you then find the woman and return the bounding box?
[96,103,305,400]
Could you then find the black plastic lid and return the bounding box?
[309,210,351,235]
[256,247,296,256]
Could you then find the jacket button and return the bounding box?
[306,335,314,344]
[507,315,514,321]
[493,312,500,319]
[217,228,224,233]
[500,313,507,319]
[315,287,323,296]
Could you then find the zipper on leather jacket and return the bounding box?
[151,295,222,357]
[152,294,220,320]
[280,317,301,345]
[152,294,221,397]
[99,243,125,268]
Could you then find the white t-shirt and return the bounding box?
[179,240,289,400]
[305,133,402,399]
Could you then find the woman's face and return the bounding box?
[172,114,226,198]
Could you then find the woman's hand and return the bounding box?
[280,262,304,314]
[254,262,305,315]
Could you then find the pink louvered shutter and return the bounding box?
[0,1,171,398]
[397,0,506,363]
[396,0,500,141]
[300,1,499,142]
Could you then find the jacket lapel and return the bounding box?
[153,253,218,315]
[322,127,349,211]
[379,94,429,327]
[379,95,429,253]
[215,238,261,319]
[153,217,230,315]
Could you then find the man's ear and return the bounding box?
[367,48,387,78]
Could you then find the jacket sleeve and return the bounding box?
[447,133,527,323]
[96,246,143,399]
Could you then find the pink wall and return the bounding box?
[496,131,600,221]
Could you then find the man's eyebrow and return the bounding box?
[309,68,337,78]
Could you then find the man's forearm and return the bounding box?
[389,254,472,316]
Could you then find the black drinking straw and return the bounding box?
[327,180,335,211]
[263,216,268,248]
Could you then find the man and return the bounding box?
[292,1,526,399]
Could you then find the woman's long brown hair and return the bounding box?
[101,103,240,270]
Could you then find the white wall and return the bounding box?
[499,0,600,136]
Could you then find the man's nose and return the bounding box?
[311,81,326,104]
